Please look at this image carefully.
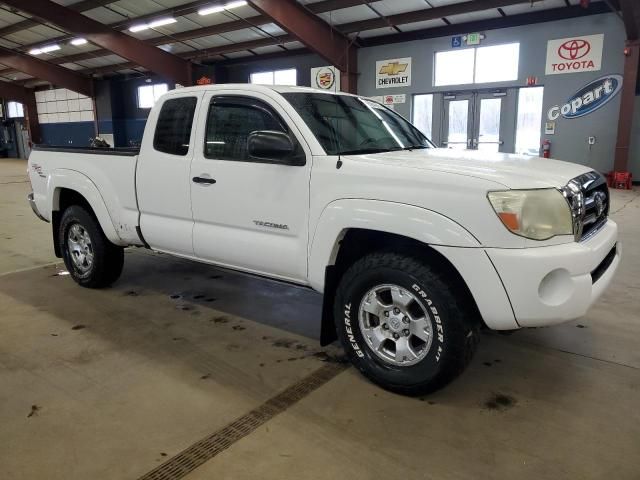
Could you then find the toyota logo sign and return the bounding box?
[558,39,591,60]
[546,34,603,75]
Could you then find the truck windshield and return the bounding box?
[282,92,432,156]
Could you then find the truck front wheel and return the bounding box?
[334,252,479,395]
[59,205,124,288]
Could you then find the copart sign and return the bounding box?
[376,57,412,89]
[547,74,622,120]
[545,34,603,75]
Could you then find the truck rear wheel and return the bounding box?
[59,205,124,288]
[334,252,479,395]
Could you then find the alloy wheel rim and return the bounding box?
[67,223,94,274]
[358,284,433,366]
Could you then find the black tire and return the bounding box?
[334,252,479,395]
[59,205,124,288]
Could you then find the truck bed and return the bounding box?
[33,144,140,156]
[28,143,142,246]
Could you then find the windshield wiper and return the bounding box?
[402,145,429,151]
[338,147,402,155]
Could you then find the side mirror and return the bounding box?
[248,130,303,165]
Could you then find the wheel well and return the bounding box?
[319,229,483,346]
[51,188,95,258]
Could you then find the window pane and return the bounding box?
[447,100,468,149]
[434,49,474,86]
[138,85,155,108]
[477,98,502,152]
[475,43,519,83]
[8,101,24,118]
[205,101,285,161]
[515,86,544,156]
[250,71,274,85]
[153,83,168,101]
[413,94,433,139]
[274,69,297,86]
[153,97,197,156]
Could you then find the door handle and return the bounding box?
[192,176,216,185]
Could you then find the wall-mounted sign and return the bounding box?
[545,34,604,75]
[545,122,556,135]
[376,57,412,89]
[311,66,340,92]
[452,36,462,48]
[369,94,406,105]
[384,94,406,105]
[547,74,622,120]
[466,32,482,46]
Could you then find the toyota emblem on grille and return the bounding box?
[594,191,607,217]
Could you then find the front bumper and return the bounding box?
[28,192,48,223]
[487,219,620,327]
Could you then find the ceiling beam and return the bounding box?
[0,46,93,96]
[619,0,640,40]
[0,0,116,37]
[338,0,544,34]
[2,0,194,86]
[0,0,379,79]
[245,0,358,92]
[17,0,379,54]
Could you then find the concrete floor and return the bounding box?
[1,157,639,479]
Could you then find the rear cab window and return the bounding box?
[153,97,198,156]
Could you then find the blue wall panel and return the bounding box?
[40,122,96,147]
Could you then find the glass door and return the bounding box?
[472,93,505,152]
[439,91,508,152]
[442,93,473,149]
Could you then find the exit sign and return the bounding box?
[466,33,481,45]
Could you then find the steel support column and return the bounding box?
[246,0,358,93]
[613,40,639,172]
[2,0,193,86]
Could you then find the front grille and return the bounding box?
[562,171,609,241]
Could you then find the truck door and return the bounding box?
[190,92,311,283]
[136,92,202,256]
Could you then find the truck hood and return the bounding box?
[345,148,592,189]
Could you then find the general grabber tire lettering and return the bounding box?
[334,252,480,395]
[59,205,124,288]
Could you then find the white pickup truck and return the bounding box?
[28,84,620,394]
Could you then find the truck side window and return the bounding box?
[153,97,197,156]
[204,97,287,161]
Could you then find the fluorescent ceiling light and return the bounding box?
[29,44,60,55]
[70,38,88,46]
[198,5,225,15]
[129,24,149,32]
[225,0,247,8]
[148,17,177,28]
[198,0,247,15]
[129,17,176,32]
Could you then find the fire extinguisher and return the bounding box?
[542,139,551,158]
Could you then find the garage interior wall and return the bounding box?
[358,12,626,174]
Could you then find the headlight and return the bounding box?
[487,189,573,240]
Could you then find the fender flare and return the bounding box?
[308,199,481,292]
[47,169,125,246]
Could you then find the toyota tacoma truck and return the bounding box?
[27,85,620,394]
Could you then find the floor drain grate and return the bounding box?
[138,362,348,480]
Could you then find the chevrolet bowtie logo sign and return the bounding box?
[376,57,412,89]
[379,62,408,76]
